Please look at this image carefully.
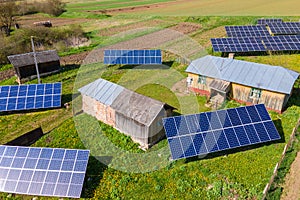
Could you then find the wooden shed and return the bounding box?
[8,50,60,82]
[78,78,174,149]
[186,55,299,112]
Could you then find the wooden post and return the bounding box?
[31,36,41,84]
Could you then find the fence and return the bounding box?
[262,118,300,199]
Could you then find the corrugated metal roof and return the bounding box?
[78,79,124,106]
[111,89,165,126]
[186,55,299,94]
[7,50,60,68]
[78,78,167,126]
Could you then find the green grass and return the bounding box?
[0,64,12,72]
[1,14,300,199]
[21,106,299,199]
[59,11,110,19]
[238,54,300,72]
[266,126,300,199]
[66,0,175,11]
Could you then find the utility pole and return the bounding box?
[31,36,41,84]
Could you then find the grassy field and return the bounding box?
[1,1,300,199]
[64,0,300,16]
[65,0,175,12]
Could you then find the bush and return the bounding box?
[0,25,86,64]
[19,0,66,16]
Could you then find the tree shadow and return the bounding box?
[81,156,111,198]
[185,119,284,163]
[60,64,81,72]
[62,93,77,105]
[0,106,63,116]
[286,86,300,108]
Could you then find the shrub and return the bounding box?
[19,0,66,16]
[0,25,86,64]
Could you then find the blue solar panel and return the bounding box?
[163,104,281,160]
[268,22,300,35]
[225,25,270,37]
[211,37,266,53]
[211,35,300,53]
[257,18,283,25]
[0,145,89,198]
[0,83,61,112]
[262,35,300,51]
[104,49,162,65]
[180,135,196,157]
[163,118,177,138]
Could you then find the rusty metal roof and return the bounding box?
[79,78,169,126]
[7,50,59,68]
[186,55,299,94]
[111,89,165,126]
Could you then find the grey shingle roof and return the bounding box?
[186,55,299,94]
[7,50,59,68]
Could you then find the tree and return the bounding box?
[39,0,66,16]
[0,0,19,36]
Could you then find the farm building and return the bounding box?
[186,55,299,112]
[8,50,60,82]
[78,78,174,148]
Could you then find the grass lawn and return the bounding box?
[0,8,300,199]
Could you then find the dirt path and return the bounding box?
[281,152,300,200]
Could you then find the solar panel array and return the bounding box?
[267,22,300,35]
[211,37,265,52]
[163,104,280,160]
[257,18,283,25]
[211,18,300,53]
[0,83,61,112]
[104,50,162,65]
[211,35,300,52]
[0,145,89,198]
[262,35,300,51]
[225,25,270,37]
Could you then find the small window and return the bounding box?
[198,75,206,84]
[249,88,262,99]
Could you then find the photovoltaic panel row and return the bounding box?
[162,104,280,160]
[210,37,265,52]
[0,145,90,198]
[262,35,300,51]
[268,22,300,35]
[0,83,61,112]
[257,18,283,25]
[211,35,300,52]
[104,49,162,65]
[225,25,270,37]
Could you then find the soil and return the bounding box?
[17,15,90,28]
[98,19,173,36]
[169,22,202,34]
[281,152,300,200]
[60,51,90,65]
[171,78,189,96]
[193,26,226,47]
[0,69,15,81]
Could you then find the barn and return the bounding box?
[8,50,60,82]
[78,78,174,149]
[186,55,299,112]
